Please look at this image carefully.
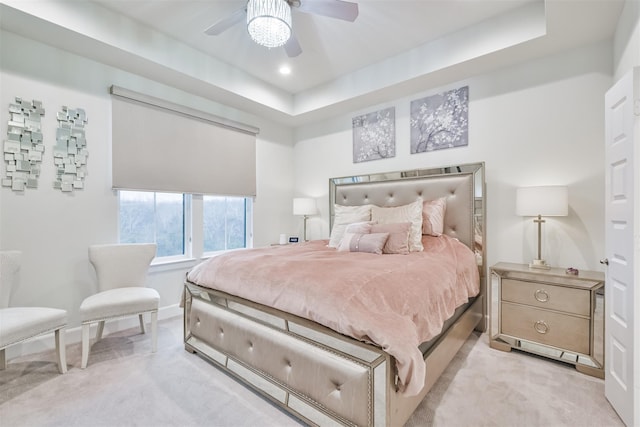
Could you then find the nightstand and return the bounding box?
[489,262,605,378]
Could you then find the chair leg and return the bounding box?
[0,348,6,370]
[151,311,157,353]
[139,313,146,334]
[55,327,67,374]
[96,321,105,342]
[81,323,90,369]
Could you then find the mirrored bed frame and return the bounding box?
[183,162,486,426]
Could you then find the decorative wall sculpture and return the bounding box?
[410,86,469,153]
[54,106,88,192]
[352,106,395,163]
[2,97,45,191]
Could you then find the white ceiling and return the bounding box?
[0,0,625,126]
[92,0,535,93]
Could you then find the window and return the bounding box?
[119,191,185,257]
[203,196,248,252]
[118,191,252,261]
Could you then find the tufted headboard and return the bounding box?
[329,162,485,268]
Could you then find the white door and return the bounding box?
[604,67,638,427]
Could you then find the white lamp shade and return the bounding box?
[516,186,568,217]
[293,198,316,216]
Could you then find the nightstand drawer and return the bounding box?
[501,302,590,354]
[502,279,590,316]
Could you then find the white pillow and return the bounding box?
[371,198,423,252]
[345,221,375,234]
[422,197,447,236]
[328,204,373,248]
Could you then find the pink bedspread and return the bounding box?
[187,234,479,396]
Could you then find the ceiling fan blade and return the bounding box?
[296,0,359,22]
[204,7,246,36]
[284,34,303,57]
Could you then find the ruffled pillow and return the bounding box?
[337,232,389,254]
[328,204,373,248]
[422,197,447,236]
[371,199,423,252]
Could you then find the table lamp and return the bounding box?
[516,185,568,269]
[293,197,316,241]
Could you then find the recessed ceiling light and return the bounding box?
[279,65,291,75]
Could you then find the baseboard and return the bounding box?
[4,304,182,361]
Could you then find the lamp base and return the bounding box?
[529,259,551,270]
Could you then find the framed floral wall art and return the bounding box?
[352,107,395,163]
[410,86,469,154]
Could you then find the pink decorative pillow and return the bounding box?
[371,198,423,252]
[422,197,447,236]
[328,204,373,248]
[337,232,389,254]
[371,222,411,254]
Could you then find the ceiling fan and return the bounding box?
[204,0,359,58]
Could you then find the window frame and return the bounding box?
[117,190,252,266]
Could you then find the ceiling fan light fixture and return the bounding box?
[247,0,292,48]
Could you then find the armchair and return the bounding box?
[0,250,68,374]
[80,243,158,368]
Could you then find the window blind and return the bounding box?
[110,86,258,196]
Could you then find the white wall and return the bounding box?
[293,41,613,273]
[613,0,640,80]
[0,31,295,342]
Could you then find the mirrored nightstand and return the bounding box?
[490,262,605,378]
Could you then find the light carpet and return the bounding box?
[0,316,624,427]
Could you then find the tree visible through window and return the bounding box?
[119,191,250,259]
[203,196,246,252]
[119,191,184,257]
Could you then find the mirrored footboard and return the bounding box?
[184,282,391,427]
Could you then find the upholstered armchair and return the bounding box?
[80,243,158,368]
[0,250,68,374]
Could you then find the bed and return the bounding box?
[183,162,486,426]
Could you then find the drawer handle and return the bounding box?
[534,289,549,302]
[534,320,549,334]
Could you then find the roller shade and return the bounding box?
[110,86,258,196]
